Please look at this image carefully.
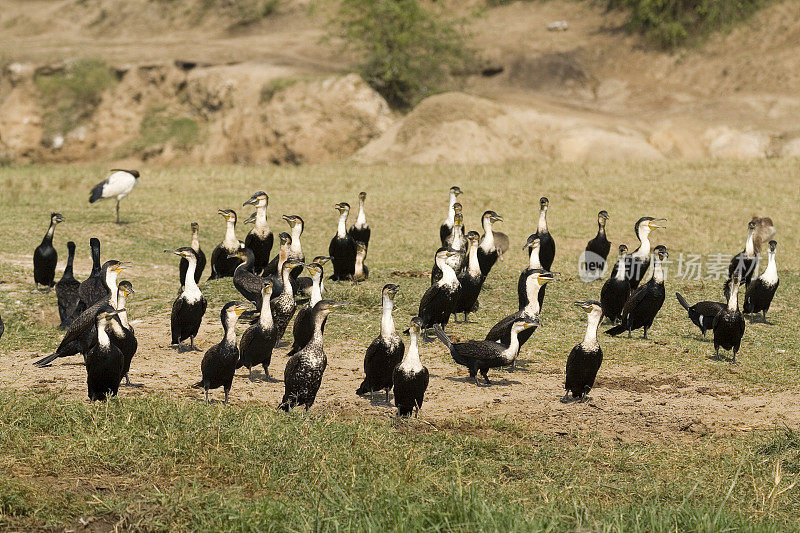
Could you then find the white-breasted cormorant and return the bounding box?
[55,241,81,329]
[229,247,265,306]
[357,284,404,400]
[89,169,139,224]
[486,270,552,349]
[477,210,503,277]
[353,241,369,282]
[86,307,125,401]
[33,212,64,291]
[111,281,138,387]
[562,301,604,403]
[393,317,429,417]
[284,214,305,264]
[296,256,330,298]
[611,217,665,289]
[526,197,555,271]
[243,191,273,275]
[744,240,779,323]
[329,202,358,281]
[209,209,244,279]
[179,222,206,287]
[418,248,461,339]
[348,191,371,249]
[724,220,758,300]
[238,281,278,380]
[167,248,207,351]
[432,211,466,285]
[286,262,325,358]
[605,245,668,339]
[518,234,547,310]
[584,210,610,278]
[675,293,724,337]
[600,244,630,324]
[272,258,301,343]
[440,186,463,247]
[279,300,343,411]
[713,275,745,362]
[434,320,535,385]
[452,231,484,322]
[196,301,252,403]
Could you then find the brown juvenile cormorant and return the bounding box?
[329,202,357,281]
[179,222,206,287]
[518,234,547,310]
[55,241,81,329]
[209,209,244,279]
[356,284,404,400]
[526,197,555,271]
[348,191,371,249]
[743,240,779,323]
[196,301,252,403]
[279,300,343,411]
[486,270,552,349]
[353,241,369,282]
[440,186,464,247]
[89,169,139,224]
[477,210,504,277]
[86,307,125,401]
[713,275,745,362]
[433,320,535,385]
[675,293,725,337]
[272,258,301,343]
[452,231,484,322]
[417,248,461,339]
[723,220,758,300]
[229,247,265,306]
[584,210,610,279]
[393,317,429,417]
[263,231,291,284]
[605,245,668,339]
[111,281,138,387]
[286,262,325,358]
[238,281,278,380]
[600,244,630,323]
[243,191,273,275]
[33,212,64,291]
[166,248,207,351]
[611,217,665,289]
[432,211,466,285]
[562,301,604,403]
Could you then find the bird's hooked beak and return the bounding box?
[573,301,594,312]
[304,264,321,276]
[523,236,540,250]
[315,256,331,266]
[538,272,555,284]
[54,214,65,223]
[358,191,367,201]
[328,301,346,310]
[243,193,264,207]
[233,303,251,317]
[523,318,539,329]
[282,215,295,226]
[491,214,503,223]
[648,218,667,230]
[227,251,244,260]
[113,263,128,274]
[452,186,463,196]
[123,286,135,296]
[244,212,256,225]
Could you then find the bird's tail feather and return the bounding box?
[675,292,691,310]
[431,324,453,350]
[88,184,103,203]
[356,381,369,396]
[604,324,627,336]
[33,353,59,367]
[191,380,204,389]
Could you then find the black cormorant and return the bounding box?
[243,191,273,275]
[452,231,484,322]
[353,241,369,282]
[279,300,343,411]
[527,197,555,271]
[562,301,604,403]
[432,211,466,285]
[605,245,668,339]
[418,248,461,338]
[433,320,535,385]
[166,248,207,351]
[743,240,779,323]
[486,270,552,348]
[393,317,429,417]
[675,293,725,337]
[89,169,139,224]
[356,284,404,400]
[33,212,64,291]
[600,244,630,323]
[440,186,463,246]
[611,217,665,289]
[272,258,301,343]
[477,210,503,277]
[263,231,292,285]
[55,241,80,329]
[229,247,265,306]
[179,222,206,287]
[348,191,371,249]
[86,307,125,401]
[197,301,252,403]
[724,220,758,300]
[111,281,138,386]
[77,238,105,311]
[713,275,746,362]
[0,313,4,341]
[238,281,278,380]
[286,262,325,358]
[329,202,357,281]
[584,210,610,278]
[209,209,244,279]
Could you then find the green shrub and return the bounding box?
[259,76,302,103]
[606,0,773,49]
[330,0,476,110]
[126,106,202,154]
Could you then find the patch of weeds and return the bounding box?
[259,77,302,103]
[123,106,202,155]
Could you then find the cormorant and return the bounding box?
[675,293,725,337]
[271,258,301,343]
[527,197,555,271]
[196,301,252,403]
[209,209,244,279]
[584,210,610,279]
[284,214,305,264]
[353,241,369,282]
[440,186,463,247]
[600,245,630,323]
[486,270,553,348]
[743,240,779,323]
[76,238,106,311]
[238,281,278,380]
[518,234,547,310]
[417,248,461,338]
[286,262,325,358]
[393,317,429,417]
[0,313,3,341]
[89,169,139,224]
[55,241,81,329]
[611,217,665,289]
[443,202,464,249]
[432,211,466,285]
[111,281,138,387]
[713,275,745,362]
[477,210,503,277]
[166,248,207,351]
[452,231,484,322]
[229,247,265,306]
[348,191,371,249]
[179,222,206,287]
[243,191,273,275]
[86,307,125,401]
[329,202,357,281]
[723,220,758,300]
[296,256,330,298]
[279,300,343,411]
[356,284,404,400]
[605,245,668,339]
[33,212,64,291]
[433,320,535,385]
[562,301,604,403]
[263,231,292,288]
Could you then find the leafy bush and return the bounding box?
[330,0,476,110]
[126,106,202,154]
[606,0,772,49]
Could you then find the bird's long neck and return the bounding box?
[355,198,366,228]
[277,245,288,272]
[281,268,294,298]
[597,218,606,236]
[310,274,322,307]
[65,247,75,277]
[290,225,302,254]
[401,330,422,369]
[259,292,273,329]
[651,255,665,284]
[467,242,481,275]
[446,193,456,226]
[528,244,542,269]
[312,313,328,346]
[191,228,200,252]
[223,317,237,345]
[116,292,130,329]
[523,280,542,316]
[614,254,627,281]
[450,222,465,249]
[380,296,395,339]
[762,250,778,284]
[96,318,111,349]
[582,309,602,349]
[337,211,348,238]
[744,228,755,257]
[634,227,651,258]
[537,208,548,234]
[256,205,269,232]
[106,271,119,308]
[183,258,200,297]
[90,245,101,275]
[727,280,740,311]
[437,256,457,286]
[480,219,494,251]
[505,328,521,356]
[43,220,56,243]
[354,250,365,277]
[223,219,238,250]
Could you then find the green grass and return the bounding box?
[119,106,203,156]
